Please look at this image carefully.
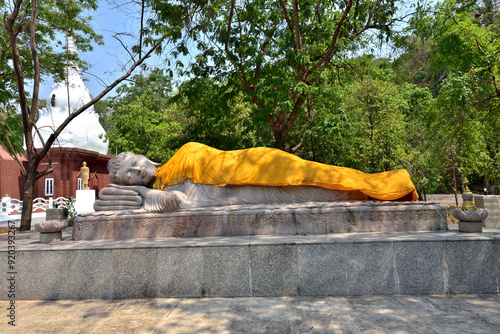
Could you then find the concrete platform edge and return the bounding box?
[1,226,499,300]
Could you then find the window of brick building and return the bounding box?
[45,178,54,196]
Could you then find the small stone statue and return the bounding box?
[81,161,90,190]
[452,183,488,232]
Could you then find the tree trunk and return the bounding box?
[270,96,306,150]
[274,132,287,150]
[20,169,37,231]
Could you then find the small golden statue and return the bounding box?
[461,177,477,211]
[81,161,90,190]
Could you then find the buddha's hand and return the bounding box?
[93,184,143,211]
[103,185,186,212]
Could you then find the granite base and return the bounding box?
[2,226,499,300]
[73,201,448,241]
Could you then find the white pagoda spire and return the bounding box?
[33,36,109,154]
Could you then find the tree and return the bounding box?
[2,0,165,230]
[402,0,500,192]
[172,77,267,151]
[343,77,407,173]
[103,70,184,162]
[149,0,402,150]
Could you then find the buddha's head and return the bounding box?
[108,152,160,186]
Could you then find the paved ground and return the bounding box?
[1,295,500,333]
[2,196,499,333]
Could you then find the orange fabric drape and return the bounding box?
[153,142,418,201]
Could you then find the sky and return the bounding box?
[39,0,164,101]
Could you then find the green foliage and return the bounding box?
[0,113,24,154]
[93,0,500,196]
[147,0,402,148]
[343,78,406,173]
[1,0,103,87]
[390,0,500,193]
[3,0,499,199]
[1,0,103,158]
[66,197,77,227]
[172,77,268,150]
[103,70,183,162]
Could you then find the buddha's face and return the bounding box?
[118,155,157,186]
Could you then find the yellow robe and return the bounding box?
[153,142,418,201]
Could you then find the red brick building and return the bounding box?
[0,146,113,200]
[0,147,26,199]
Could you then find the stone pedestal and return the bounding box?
[458,221,483,233]
[452,208,487,233]
[75,189,95,215]
[474,195,500,229]
[35,220,68,243]
[73,201,448,241]
[39,231,63,243]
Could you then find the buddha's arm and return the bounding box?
[94,184,186,212]
[132,186,186,212]
[94,185,143,211]
[97,184,186,212]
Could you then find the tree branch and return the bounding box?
[7,0,36,159]
[304,0,353,81]
[113,33,136,62]
[293,0,302,52]
[225,0,235,55]
[29,0,41,125]
[36,36,167,163]
[32,122,53,169]
[253,24,276,88]
[140,0,145,57]
[36,166,56,179]
[367,0,381,28]
[293,0,306,74]
[279,0,294,34]
[315,2,322,24]
[473,37,500,98]
[235,6,244,65]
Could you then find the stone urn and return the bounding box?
[452,187,488,232]
[35,220,68,243]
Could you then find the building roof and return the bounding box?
[0,146,26,162]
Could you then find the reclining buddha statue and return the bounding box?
[94,142,418,212]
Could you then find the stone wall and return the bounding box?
[1,228,499,300]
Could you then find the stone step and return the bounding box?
[1,226,499,300]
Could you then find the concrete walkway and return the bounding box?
[2,295,499,333]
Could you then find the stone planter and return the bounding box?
[46,207,68,221]
[452,208,488,233]
[35,220,68,243]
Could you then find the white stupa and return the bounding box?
[34,37,108,154]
